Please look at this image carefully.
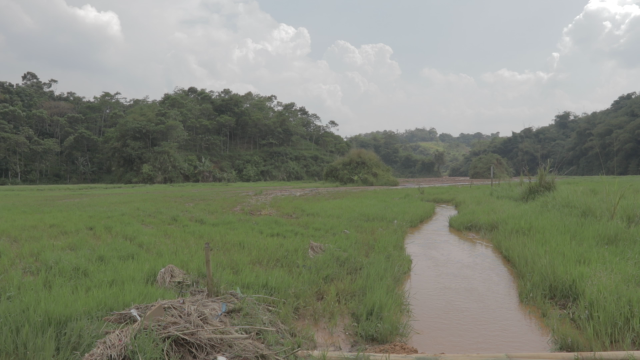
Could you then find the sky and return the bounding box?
[1,0,639,137]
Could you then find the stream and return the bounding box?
[405,205,551,353]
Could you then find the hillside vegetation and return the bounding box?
[349,92,640,178]
[449,92,640,177]
[0,72,348,185]
[348,128,498,178]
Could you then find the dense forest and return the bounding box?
[2,72,638,184]
[447,92,640,177]
[0,72,348,184]
[347,128,498,177]
[349,92,640,178]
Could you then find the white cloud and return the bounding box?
[559,0,640,67]
[1,0,639,137]
[481,69,552,84]
[0,0,123,74]
[68,4,122,38]
[420,68,476,88]
[324,41,401,83]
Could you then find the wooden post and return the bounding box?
[491,165,494,188]
[205,242,214,298]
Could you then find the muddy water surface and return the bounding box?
[405,205,551,354]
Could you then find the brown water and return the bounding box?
[405,205,551,354]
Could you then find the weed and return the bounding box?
[604,180,630,221]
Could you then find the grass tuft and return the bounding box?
[521,162,557,202]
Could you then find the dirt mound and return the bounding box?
[84,293,293,360]
[367,342,419,354]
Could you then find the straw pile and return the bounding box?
[84,293,294,360]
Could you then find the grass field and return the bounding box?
[2,176,640,358]
[0,182,434,359]
[417,176,640,352]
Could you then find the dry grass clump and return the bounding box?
[84,327,133,360]
[156,264,189,288]
[84,293,294,360]
[308,241,325,258]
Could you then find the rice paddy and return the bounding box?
[0,182,434,359]
[1,176,640,358]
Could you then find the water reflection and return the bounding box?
[405,205,551,354]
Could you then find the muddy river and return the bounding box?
[405,205,551,353]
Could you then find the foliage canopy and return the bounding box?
[0,72,348,184]
[469,153,512,179]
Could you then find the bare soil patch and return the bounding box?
[367,342,418,354]
[398,177,491,187]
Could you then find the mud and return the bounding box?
[405,205,551,354]
[367,343,418,354]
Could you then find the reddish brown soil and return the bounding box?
[367,342,419,354]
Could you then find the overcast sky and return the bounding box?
[1,0,639,136]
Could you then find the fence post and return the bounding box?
[205,242,214,298]
[491,165,494,188]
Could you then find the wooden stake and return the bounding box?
[491,165,494,188]
[205,242,214,298]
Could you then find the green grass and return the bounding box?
[415,176,640,351]
[0,182,434,359]
[4,176,640,357]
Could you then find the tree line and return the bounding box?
[448,92,640,177]
[3,71,636,184]
[0,72,348,184]
[349,92,640,178]
[347,128,499,177]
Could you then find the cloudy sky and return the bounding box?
[1,0,639,136]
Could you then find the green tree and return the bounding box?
[469,154,512,179]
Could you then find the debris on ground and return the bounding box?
[308,241,325,258]
[156,264,189,288]
[343,230,350,234]
[367,343,419,355]
[85,293,294,360]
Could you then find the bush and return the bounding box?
[469,154,512,179]
[324,149,399,186]
[521,162,556,201]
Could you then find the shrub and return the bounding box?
[469,154,512,179]
[521,162,556,201]
[324,149,399,186]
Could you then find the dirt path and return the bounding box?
[232,177,496,214]
[398,177,493,187]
